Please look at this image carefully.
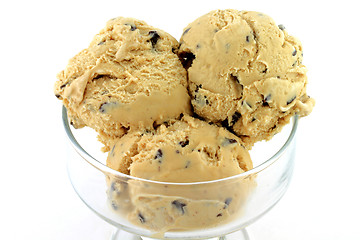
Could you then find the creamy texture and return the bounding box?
[54,17,190,151]
[106,115,254,231]
[179,9,315,148]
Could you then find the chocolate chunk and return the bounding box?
[244,101,252,108]
[99,103,107,113]
[230,112,241,126]
[222,137,238,146]
[110,182,117,192]
[60,82,68,89]
[182,27,191,36]
[278,24,285,30]
[172,200,187,214]
[224,197,232,209]
[292,48,297,56]
[264,94,272,102]
[224,138,237,144]
[148,30,160,48]
[154,149,163,160]
[125,23,137,31]
[179,51,195,69]
[110,144,116,157]
[263,94,271,106]
[111,201,118,210]
[179,139,189,147]
[138,213,146,223]
[287,95,296,105]
[230,74,240,84]
[194,84,202,93]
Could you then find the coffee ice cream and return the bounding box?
[179,9,314,148]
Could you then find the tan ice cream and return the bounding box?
[179,9,315,148]
[107,115,254,231]
[54,17,191,151]
[55,9,314,235]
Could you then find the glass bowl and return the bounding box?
[62,106,298,240]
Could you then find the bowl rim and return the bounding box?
[62,105,298,185]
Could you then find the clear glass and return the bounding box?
[63,106,298,240]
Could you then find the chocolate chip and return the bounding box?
[224,198,232,209]
[230,112,241,126]
[97,41,105,45]
[179,139,189,147]
[99,103,107,113]
[110,182,117,192]
[138,213,146,223]
[148,30,160,48]
[222,138,238,147]
[55,94,61,99]
[179,51,195,69]
[263,94,271,107]
[246,35,250,42]
[292,48,297,56]
[182,27,191,36]
[99,102,118,113]
[287,95,296,105]
[194,84,202,93]
[261,67,268,74]
[217,213,223,217]
[125,23,136,31]
[264,94,272,102]
[278,24,285,30]
[185,161,191,168]
[172,200,186,214]
[60,82,68,89]
[251,117,256,122]
[230,74,240,84]
[154,149,163,160]
[244,101,252,108]
[111,201,118,210]
[196,43,201,49]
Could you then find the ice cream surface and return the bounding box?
[107,115,252,181]
[54,17,190,151]
[107,115,253,231]
[179,9,315,148]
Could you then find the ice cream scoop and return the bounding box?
[179,9,315,148]
[54,17,191,151]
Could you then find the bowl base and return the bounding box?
[111,228,250,240]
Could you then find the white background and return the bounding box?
[1,0,359,239]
